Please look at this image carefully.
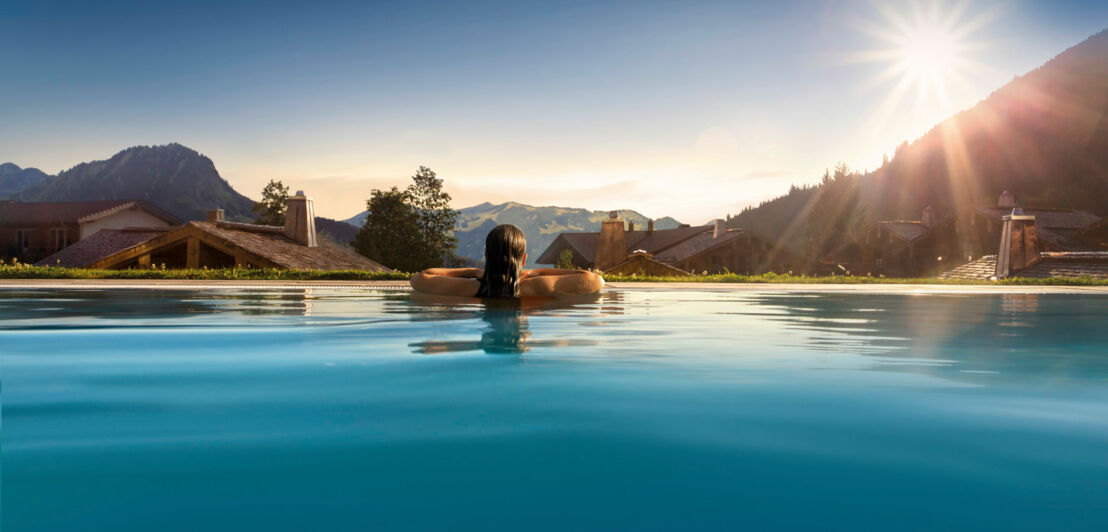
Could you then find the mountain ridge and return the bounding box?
[344,201,683,266]
[15,143,257,222]
[728,28,1108,254]
[0,163,51,199]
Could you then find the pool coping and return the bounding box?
[2,279,1108,294]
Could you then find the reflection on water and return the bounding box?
[3,287,1108,531]
[407,293,604,355]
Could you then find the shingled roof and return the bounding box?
[0,200,181,225]
[939,252,1108,280]
[189,221,386,271]
[536,225,710,265]
[39,221,390,271]
[653,229,748,262]
[878,221,931,242]
[975,206,1102,250]
[939,255,998,280]
[36,228,172,267]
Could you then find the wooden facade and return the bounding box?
[1,200,179,263]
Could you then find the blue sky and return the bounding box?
[2,1,1106,222]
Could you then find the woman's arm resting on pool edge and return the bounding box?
[410,271,481,296]
[419,268,484,278]
[522,268,590,278]
[520,271,604,296]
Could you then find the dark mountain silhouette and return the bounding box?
[729,28,1108,254]
[0,163,51,199]
[315,216,358,246]
[16,144,256,222]
[345,201,682,266]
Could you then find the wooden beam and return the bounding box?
[186,238,199,268]
[137,253,151,268]
[92,224,281,270]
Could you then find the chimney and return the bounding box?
[627,221,635,231]
[206,208,225,223]
[284,190,318,247]
[998,190,1015,209]
[921,206,935,228]
[647,219,655,233]
[994,208,1040,279]
[595,211,627,271]
[713,219,725,239]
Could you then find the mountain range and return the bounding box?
[1,145,682,264]
[728,28,1108,253]
[347,202,681,266]
[0,163,50,199]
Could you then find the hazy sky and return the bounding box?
[2,1,1106,223]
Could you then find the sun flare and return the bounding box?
[850,1,996,114]
[900,25,959,86]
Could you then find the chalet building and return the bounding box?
[942,208,1108,280]
[37,192,390,272]
[817,206,960,277]
[967,191,1105,253]
[0,199,180,263]
[536,212,802,275]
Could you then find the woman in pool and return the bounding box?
[410,224,604,297]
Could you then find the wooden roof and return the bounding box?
[938,252,1108,280]
[536,225,711,265]
[939,255,998,280]
[0,200,181,226]
[653,230,748,263]
[974,206,1101,230]
[63,221,390,271]
[36,228,172,267]
[189,221,388,271]
[606,252,692,276]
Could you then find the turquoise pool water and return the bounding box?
[3,287,1107,530]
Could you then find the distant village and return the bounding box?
[2,188,1106,280]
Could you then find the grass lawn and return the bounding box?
[3,264,1106,286]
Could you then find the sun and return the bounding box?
[848,1,996,114]
[900,24,959,87]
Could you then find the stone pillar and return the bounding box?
[187,238,200,268]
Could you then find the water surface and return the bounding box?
[3,287,1107,530]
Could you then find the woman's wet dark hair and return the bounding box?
[481,224,527,297]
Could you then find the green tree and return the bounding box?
[354,166,461,271]
[407,166,460,266]
[353,187,423,272]
[253,179,289,226]
[555,249,575,269]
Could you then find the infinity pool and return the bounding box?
[3,287,1107,530]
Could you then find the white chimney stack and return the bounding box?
[713,219,725,238]
[921,206,936,228]
[998,190,1015,209]
[285,190,318,247]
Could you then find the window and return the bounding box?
[51,228,70,251]
[16,229,31,252]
